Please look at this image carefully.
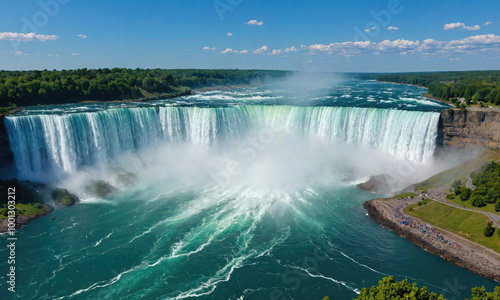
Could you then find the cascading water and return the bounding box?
[5,105,440,180]
[3,81,493,300]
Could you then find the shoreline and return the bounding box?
[192,84,255,93]
[2,84,253,116]
[0,206,54,232]
[1,90,193,115]
[364,198,500,282]
[375,80,451,105]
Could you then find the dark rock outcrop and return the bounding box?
[0,179,42,205]
[356,174,393,194]
[85,180,117,197]
[0,179,54,232]
[51,188,79,206]
[0,116,15,178]
[116,172,138,186]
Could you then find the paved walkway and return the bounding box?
[466,170,476,191]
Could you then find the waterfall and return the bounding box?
[4,105,440,179]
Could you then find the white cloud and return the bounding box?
[386,26,399,31]
[443,34,500,53]
[270,49,283,55]
[301,60,313,63]
[449,58,460,61]
[484,21,493,26]
[220,48,238,54]
[71,53,79,56]
[376,39,420,51]
[227,32,233,37]
[253,45,268,54]
[364,26,376,33]
[14,51,25,56]
[240,50,248,54]
[444,22,466,30]
[466,25,481,31]
[77,34,87,39]
[0,32,58,41]
[203,46,217,51]
[285,46,298,52]
[444,22,480,31]
[306,34,500,56]
[245,19,264,26]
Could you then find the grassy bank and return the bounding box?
[405,201,500,253]
[417,149,500,190]
[445,193,499,215]
[0,202,51,220]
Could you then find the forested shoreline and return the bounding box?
[0,69,290,111]
[3,69,500,112]
[375,71,500,107]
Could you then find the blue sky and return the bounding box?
[0,0,499,72]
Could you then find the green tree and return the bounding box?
[452,180,462,188]
[356,276,445,300]
[470,193,485,207]
[471,286,500,300]
[483,222,495,237]
[460,188,472,201]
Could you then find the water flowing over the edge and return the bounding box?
[5,105,440,179]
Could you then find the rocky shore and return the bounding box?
[0,180,81,232]
[0,207,54,232]
[364,198,500,282]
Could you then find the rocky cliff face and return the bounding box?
[437,108,500,150]
[0,116,16,178]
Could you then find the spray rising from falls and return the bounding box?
[5,105,440,180]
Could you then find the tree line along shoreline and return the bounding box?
[2,69,499,113]
[373,71,500,108]
[0,69,291,113]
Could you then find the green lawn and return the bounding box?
[445,193,500,215]
[0,203,51,219]
[405,201,500,253]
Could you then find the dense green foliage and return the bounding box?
[355,276,500,300]
[484,222,496,237]
[470,286,500,300]
[469,162,500,207]
[376,71,500,105]
[452,162,500,208]
[356,276,444,300]
[0,68,289,107]
[51,188,79,207]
